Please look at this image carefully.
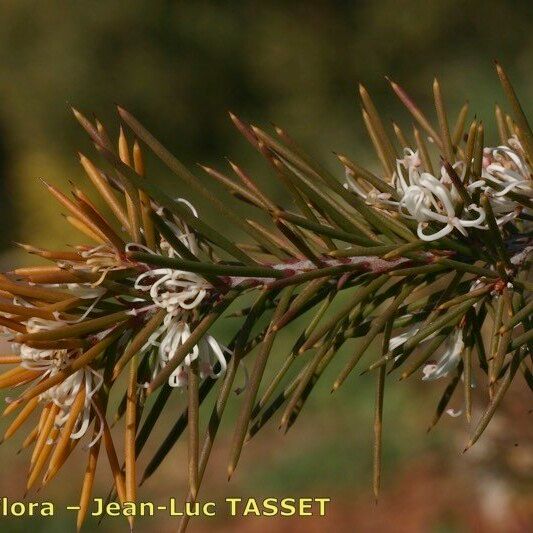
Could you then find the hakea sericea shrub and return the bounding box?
[0,62,531,530]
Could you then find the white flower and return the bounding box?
[130,199,211,317]
[162,198,202,256]
[345,148,487,241]
[14,318,104,444]
[39,368,104,444]
[134,267,209,316]
[422,328,464,381]
[472,140,532,226]
[141,315,229,388]
[56,244,128,285]
[393,154,486,241]
[131,199,228,388]
[344,142,531,241]
[17,318,75,373]
[483,143,531,196]
[149,317,228,388]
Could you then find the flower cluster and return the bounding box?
[478,140,533,224]
[131,239,228,388]
[0,66,530,531]
[346,140,531,242]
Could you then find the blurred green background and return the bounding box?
[0,1,531,532]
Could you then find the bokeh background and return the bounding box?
[0,1,532,532]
